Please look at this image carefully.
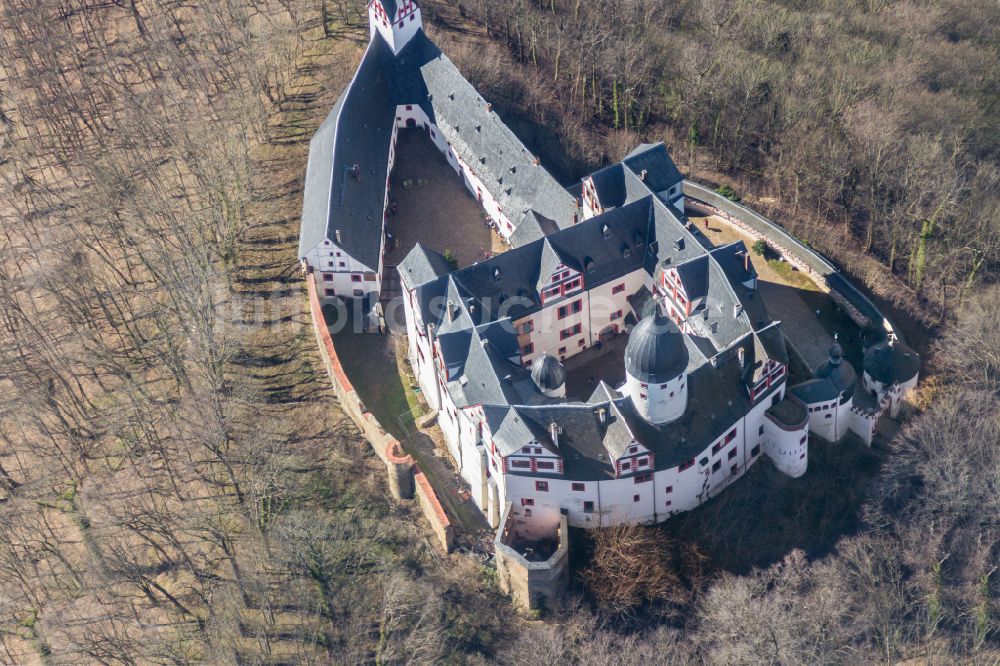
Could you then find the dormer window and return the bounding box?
[493,267,502,281]
[622,245,631,259]
[602,224,611,239]
[673,238,685,251]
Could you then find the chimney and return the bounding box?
[533,157,541,166]
[335,229,342,244]
[639,169,648,181]
[738,347,746,368]
[744,252,750,272]
[447,299,456,322]
[486,102,493,112]
[597,407,607,424]
[353,163,361,181]
[549,421,560,446]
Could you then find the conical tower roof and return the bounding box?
[625,310,688,383]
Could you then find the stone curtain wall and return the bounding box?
[683,181,900,341]
[305,271,452,550]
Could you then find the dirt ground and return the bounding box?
[384,129,506,269]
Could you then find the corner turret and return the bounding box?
[368,0,422,55]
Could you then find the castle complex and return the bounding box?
[298,1,921,608]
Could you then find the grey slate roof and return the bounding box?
[299,37,397,269]
[863,340,920,385]
[418,48,579,229]
[398,243,452,289]
[815,343,857,396]
[509,211,560,247]
[531,354,567,392]
[624,311,689,383]
[789,378,840,405]
[313,28,808,477]
[623,142,684,197]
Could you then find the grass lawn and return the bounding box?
[331,320,423,439]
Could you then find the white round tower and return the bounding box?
[623,311,689,424]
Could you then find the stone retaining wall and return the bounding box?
[683,181,899,342]
[414,469,454,552]
[306,271,452,551]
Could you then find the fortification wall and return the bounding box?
[494,504,569,611]
[305,271,452,551]
[683,181,899,341]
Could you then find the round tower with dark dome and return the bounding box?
[531,353,567,398]
[624,309,689,424]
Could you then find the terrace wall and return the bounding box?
[683,181,901,343]
[305,270,452,551]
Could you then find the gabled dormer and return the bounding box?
[368,0,422,55]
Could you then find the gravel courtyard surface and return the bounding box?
[384,128,506,269]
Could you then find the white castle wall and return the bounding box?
[497,386,793,529]
[763,416,808,478]
[864,371,919,419]
[624,371,688,425]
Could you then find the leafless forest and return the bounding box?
[0,1,996,664]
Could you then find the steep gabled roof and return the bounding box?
[623,142,683,196]
[299,38,397,268]
[544,198,653,289]
[398,243,452,289]
[418,48,579,230]
[509,210,560,247]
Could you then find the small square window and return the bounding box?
[323,274,333,282]
[712,460,722,472]
[665,500,672,507]
[620,461,631,470]
[324,289,335,296]
[572,482,585,492]
[633,494,640,503]
[728,448,737,460]
[351,274,362,283]
[583,501,595,513]
[524,508,532,517]
[665,485,673,493]
[731,464,739,475]
[800,452,806,459]
[637,457,649,466]
[612,283,625,294]
[558,346,566,355]
[751,444,761,457]
[520,498,534,506]
[535,480,549,492]
[522,343,534,356]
